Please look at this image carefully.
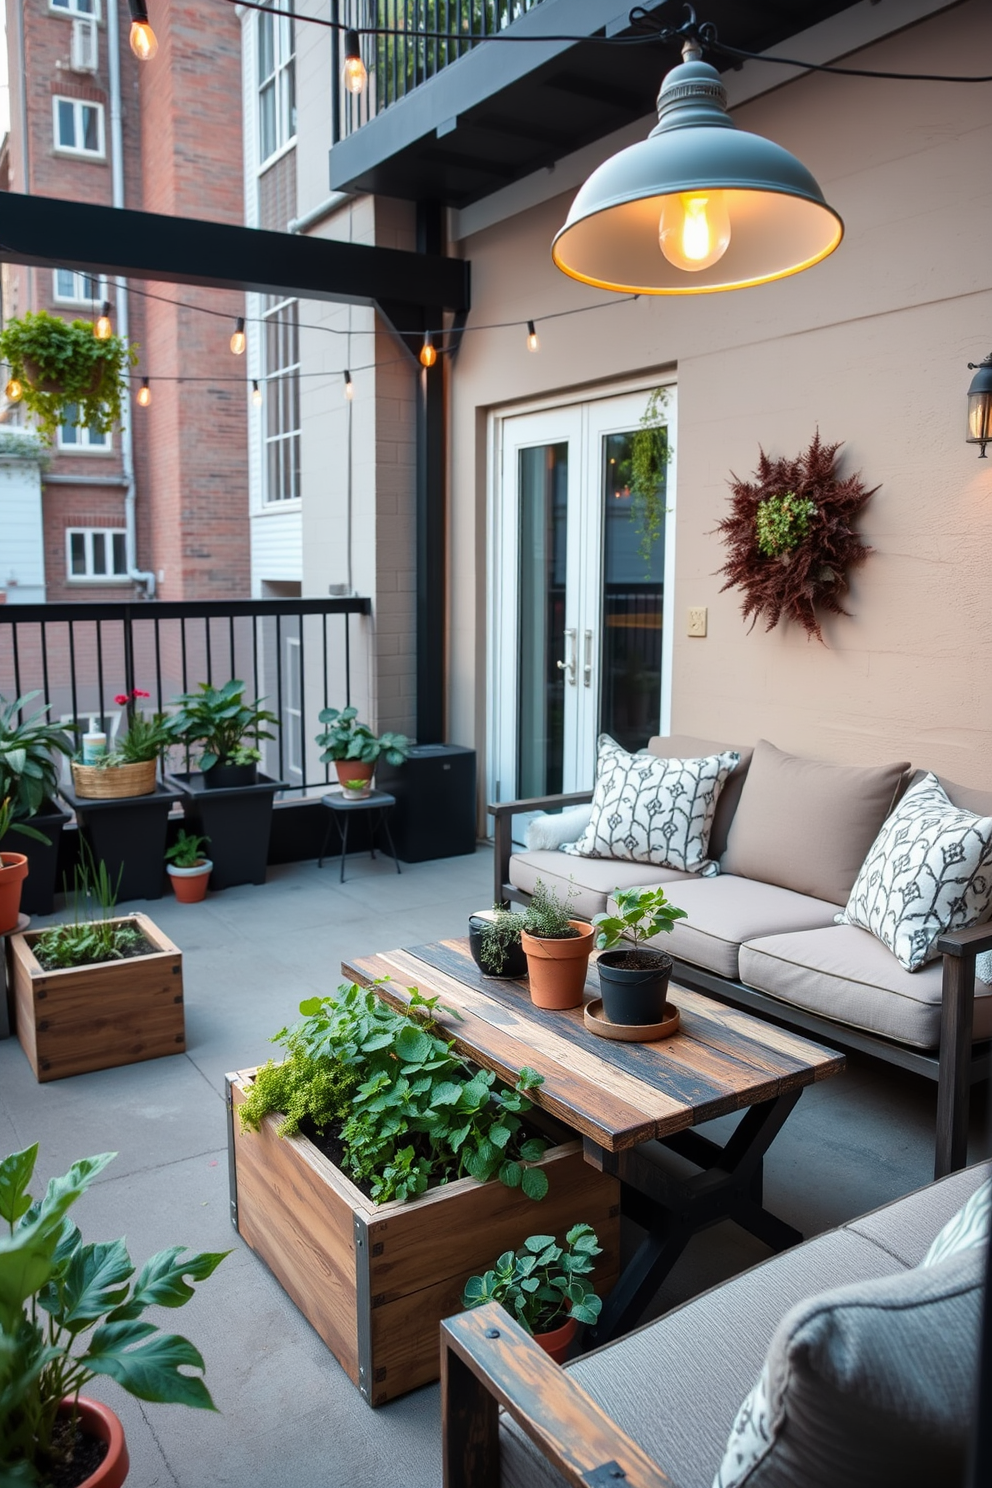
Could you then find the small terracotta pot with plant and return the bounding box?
[315,705,411,790]
[165,829,212,903]
[461,1224,603,1364]
[495,880,595,1011]
[593,886,688,1026]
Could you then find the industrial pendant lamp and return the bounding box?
[552,10,843,295]
[966,353,992,458]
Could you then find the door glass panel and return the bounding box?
[517,442,568,798]
[600,430,665,753]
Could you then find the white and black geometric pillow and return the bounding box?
[561,735,739,874]
[838,773,992,971]
[921,1179,992,1269]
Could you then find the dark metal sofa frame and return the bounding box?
[491,792,992,1181]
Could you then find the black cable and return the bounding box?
[708,38,992,84]
[221,0,666,45]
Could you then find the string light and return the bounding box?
[128,0,158,60]
[252,379,263,407]
[94,302,113,340]
[344,370,354,401]
[5,377,22,402]
[343,30,367,95]
[526,320,539,352]
[230,317,246,356]
[419,333,437,369]
[137,378,152,407]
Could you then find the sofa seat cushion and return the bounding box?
[622,875,840,981]
[739,924,992,1050]
[509,849,693,923]
[846,1159,992,1268]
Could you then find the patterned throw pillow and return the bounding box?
[837,773,992,971]
[921,1179,992,1268]
[561,736,739,874]
[712,1363,773,1488]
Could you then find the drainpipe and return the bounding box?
[106,0,155,597]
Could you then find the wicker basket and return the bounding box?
[71,759,157,799]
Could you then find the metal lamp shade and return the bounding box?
[967,357,992,456]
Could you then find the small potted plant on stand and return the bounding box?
[461,1224,604,1364]
[0,690,74,916]
[0,1142,226,1488]
[315,705,411,790]
[517,880,596,1011]
[592,886,688,1027]
[165,829,212,903]
[0,307,135,445]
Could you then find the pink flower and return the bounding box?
[134,689,150,698]
[114,694,129,705]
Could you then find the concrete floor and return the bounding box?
[2,847,988,1488]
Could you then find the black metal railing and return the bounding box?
[333,0,547,139]
[0,597,373,796]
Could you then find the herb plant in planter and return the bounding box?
[165,830,212,904]
[0,309,136,445]
[593,886,688,1027]
[0,691,74,918]
[71,690,174,800]
[462,1223,603,1363]
[469,904,528,980]
[0,1143,226,1488]
[516,880,595,1012]
[315,705,411,790]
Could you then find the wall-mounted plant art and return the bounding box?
[715,431,876,641]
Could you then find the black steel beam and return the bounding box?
[0,191,470,312]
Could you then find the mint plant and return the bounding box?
[461,1224,603,1335]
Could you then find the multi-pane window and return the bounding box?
[258,1,296,164]
[53,97,103,156]
[51,0,99,15]
[53,269,106,306]
[262,295,301,503]
[58,405,110,451]
[66,528,127,580]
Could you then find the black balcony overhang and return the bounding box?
[329,0,859,209]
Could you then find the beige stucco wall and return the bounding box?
[448,0,992,798]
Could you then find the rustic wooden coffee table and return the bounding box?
[345,938,845,1345]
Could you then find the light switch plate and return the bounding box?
[688,606,708,638]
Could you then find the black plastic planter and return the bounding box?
[59,782,181,901]
[468,912,528,979]
[203,761,258,790]
[169,771,285,890]
[15,798,69,915]
[597,949,673,1026]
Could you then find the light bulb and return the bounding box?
[420,334,437,369]
[94,302,113,340]
[128,0,158,62]
[137,378,152,407]
[230,317,246,356]
[344,371,354,401]
[343,30,367,96]
[5,377,22,402]
[658,191,732,273]
[252,379,263,407]
[526,320,539,353]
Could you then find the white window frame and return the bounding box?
[261,295,301,505]
[53,268,107,307]
[257,0,296,168]
[50,0,101,18]
[57,409,112,454]
[65,528,129,583]
[52,96,105,158]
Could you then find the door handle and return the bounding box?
[583,629,593,687]
[556,628,577,685]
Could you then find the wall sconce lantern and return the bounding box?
[966,353,992,458]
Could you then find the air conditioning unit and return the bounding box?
[70,17,98,75]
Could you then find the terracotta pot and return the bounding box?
[535,1315,577,1364]
[167,860,212,903]
[334,759,374,789]
[521,920,595,1010]
[56,1396,130,1488]
[0,851,29,934]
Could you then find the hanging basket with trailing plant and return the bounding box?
[0,309,136,444]
[715,431,877,642]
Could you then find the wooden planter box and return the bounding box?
[10,914,185,1081]
[226,1069,620,1406]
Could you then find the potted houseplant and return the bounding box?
[315,705,411,790]
[70,690,174,800]
[469,904,528,980]
[0,796,35,934]
[167,679,278,789]
[461,1224,604,1364]
[0,690,74,916]
[515,880,596,1012]
[165,829,212,903]
[0,308,136,445]
[0,1142,226,1487]
[592,886,688,1026]
[228,983,620,1405]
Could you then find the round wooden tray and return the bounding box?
[583,997,680,1043]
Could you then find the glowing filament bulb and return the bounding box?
[252,379,263,407]
[5,378,23,402]
[526,320,539,353]
[344,370,354,401]
[658,191,731,272]
[343,30,367,95]
[137,378,152,407]
[95,302,113,340]
[128,0,158,60]
[420,334,437,369]
[230,317,246,356]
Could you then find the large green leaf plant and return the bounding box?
[0,1145,227,1486]
[0,310,136,445]
[0,693,74,848]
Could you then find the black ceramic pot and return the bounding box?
[597,949,673,1026]
[203,761,258,790]
[468,911,528,980]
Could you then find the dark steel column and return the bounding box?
[415,201,446,745]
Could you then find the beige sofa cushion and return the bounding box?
[509,849,692,923]
[740,924,992,1049]
[620,874,839,981]
[647,732,753,859]
[721,739,910,905]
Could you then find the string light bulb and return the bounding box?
[344,370,354,401]
[94,302,113,340]
[526,320,540,352]
[137,378,152,407]
[420,333,437,369]
[5,377,22,402]
[343,30,367,96]
[230,317,246,356]
[252,379,263,407]
[128,0,158,60]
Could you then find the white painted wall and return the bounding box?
[0,453,46,604]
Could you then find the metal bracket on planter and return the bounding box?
[584,1464,627,1486]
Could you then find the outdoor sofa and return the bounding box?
[491,735,992,1179]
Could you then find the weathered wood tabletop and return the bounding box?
[343,939,845,1154]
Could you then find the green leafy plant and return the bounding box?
[315,706,412,767]
[626,388,672,566]
[754,491,818,558]
[0,430,49,465]
[168,680,278,773]
[344,779,370,791]
[0,1143,226,1486]
[165,830,210,869]
[33,842,144,971]
[239,983,551,1204]
[0,692,73,841]
[481,880,581,966]
[461,1224,603,1336]
[0,309,137,445]
[479,904,525,974]
[593,886,688,968]
[84,690,174,766]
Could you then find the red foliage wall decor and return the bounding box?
[715,431,877,642]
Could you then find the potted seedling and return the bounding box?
[461,1224,604,1364]
[165,829,212,903]
[0,690,74,916]
[341,776,372,800]
[0,308,136,444]
[469,904,528,980]
[592,885,688,1026]
[0,1142,226,1488]
[518,880,595,1011]
[315,705,411,790]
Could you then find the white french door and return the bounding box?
[490,385,677,804]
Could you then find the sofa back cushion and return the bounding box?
[721,740,910,906]
[647,734,752,859]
